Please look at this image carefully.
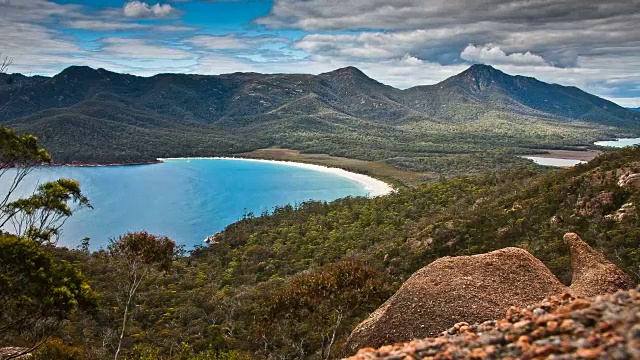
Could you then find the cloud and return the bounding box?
[461,44,549,66]
[187,34,283,50]
[259,0,640,67]
[295,27,496,64]
[0,0,638,107]
[65,20,150,31]
[66,20,194,32]
[99,38,193,60]
[258,0,640,31]
[123,1,181,19]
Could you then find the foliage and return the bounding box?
[0,235,97,356]
[107,232,178,360]
[32,337,85,360]
[3,178,91,243]
[0,124,89,245]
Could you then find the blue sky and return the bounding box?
[1,0,639,107]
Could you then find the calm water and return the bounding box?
[0,159,368,249]
[522,156,586,167]
[593,138,640,148]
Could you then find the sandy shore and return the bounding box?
[158,157,395,197]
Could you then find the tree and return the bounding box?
[0,57,90,244]
[2,178,91,243]
[0,235,98,359]
[0,53,10,74]
[107,232,177,360]
[0,57,95,358]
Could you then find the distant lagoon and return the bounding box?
[522,156,586,167]
[593,138,640,148]
[523,138,640,167]
[0,158,390,249]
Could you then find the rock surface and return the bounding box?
[345,287,640,360]
[344,233,633,353]
[344,247,567,354]
[0,347,30,359]
[563,233,633,298]
[618,172,640,192]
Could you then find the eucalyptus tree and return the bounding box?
[0,56,96,358]
[107,232,177,360]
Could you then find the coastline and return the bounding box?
[52,159,162,167]
[158,156,396,197]
[526,149,602,161]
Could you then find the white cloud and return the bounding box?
[66,20,194,32]
[187,35,282,50]
[295,27,494,63]
[461,44,549,66]
[123,1,180,19]
[66,20,149,31]
[99,38,193,60]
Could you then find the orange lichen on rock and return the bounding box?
[345,287,640,359]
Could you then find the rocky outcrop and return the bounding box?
[344,233,633,353]
[563,233,633,297]
[618,172,640,192]
[344,248,567,354]
[606,202,636,222]
[345,287,640,360]
[575,191,614,217]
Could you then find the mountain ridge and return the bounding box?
[0,64,638,168]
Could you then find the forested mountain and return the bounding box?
[0,65,637,167]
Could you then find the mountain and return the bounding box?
[0,64,638,167]
[632,107,640,111]
[404,64,637,127]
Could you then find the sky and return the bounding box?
[1,0,639,107]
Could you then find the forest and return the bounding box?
[1,123,638,359]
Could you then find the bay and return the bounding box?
[0,159,373,249]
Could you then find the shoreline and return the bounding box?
[526,149,602,161]
[52,159,162,167]
[158,156,396,197]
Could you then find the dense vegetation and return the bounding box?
[0,65,638,176]
[3,146,634,359]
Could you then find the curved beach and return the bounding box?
[158,157,395,197]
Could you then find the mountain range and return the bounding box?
[0,64,638,167]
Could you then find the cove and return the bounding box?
[1,158,389,249]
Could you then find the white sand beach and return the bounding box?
[158,157,395,197]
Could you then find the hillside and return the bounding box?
[7,146,635,359]
[1,65,638,175]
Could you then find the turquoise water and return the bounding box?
[0,159,368,249]
[594,138,640,148]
